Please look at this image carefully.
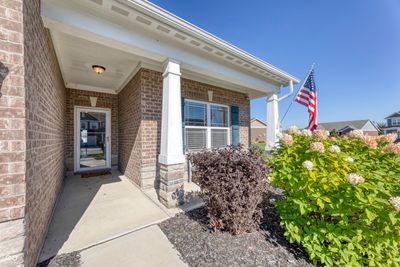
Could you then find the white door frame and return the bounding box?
[74,106,111,173]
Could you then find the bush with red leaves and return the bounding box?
[189,145,270,235]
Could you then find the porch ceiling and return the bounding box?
[43,0,298,98]
[51,31,141,94]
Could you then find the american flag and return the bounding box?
[294,69,318,130]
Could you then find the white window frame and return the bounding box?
[184,99,230,151]
[392,118,400,126]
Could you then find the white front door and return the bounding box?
[75,106,111,172]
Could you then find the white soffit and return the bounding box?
[42,0,299,96]
[116,0,300,85]
[51,31,140,93]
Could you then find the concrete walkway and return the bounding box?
[38,170,202,266]
[39,171,170,262]
[79,225,187,267]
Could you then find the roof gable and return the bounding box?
[251,118,267,127]
[385,112,400,119]
[317,120,371,132]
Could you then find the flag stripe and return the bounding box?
[294,69,317,130]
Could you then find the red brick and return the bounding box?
[0,0,23,12]
[0,208,10,222]
[9,206,24,218]
[0,195,24,209]
[0,107,24,118]
[0,173,25,185]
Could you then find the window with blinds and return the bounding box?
[211,129,228,148]
[184,99,230,152]
[186,128,207,151]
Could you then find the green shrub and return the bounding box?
[189,145,270,235]
[269,128,400,266]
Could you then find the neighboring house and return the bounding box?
[0,0,299,266]
[317,120,379,136]
[383,111,400,136]
[251,118,267,143]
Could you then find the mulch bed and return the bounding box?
[159,190,314,267]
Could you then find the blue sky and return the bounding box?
[150,0,400,128]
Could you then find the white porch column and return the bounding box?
[159,58,185,165]
[158,58,185,208]
[266,94,280,151]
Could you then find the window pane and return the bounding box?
[211,129,228,148]
[185,102,207,126]
[211,105,228,127]
[186,128,207,151]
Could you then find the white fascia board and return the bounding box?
[41,0,280,95]
[119,0,300,84]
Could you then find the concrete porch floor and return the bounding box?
[39,170,201,264]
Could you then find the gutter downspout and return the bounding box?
[277,80,294,102]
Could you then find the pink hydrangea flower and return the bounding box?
[301,129,312,137]
[349,130,364,139]
[347,173,365,185]
[383,143,400,154]
[302,160,313,170]
[377,133,398,144]
[310,142,325,153]
[344,157,354,163]
[312,129,329,140]
[286,126,300,135]
[361,135,377,149]
[281,133,293,146]
[389,196,400,212]
[328,145,341,153]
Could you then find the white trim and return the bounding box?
[115,61,163,94]
[184,99,230,151]
[41,0,290,96]
[68,83,117,94]
[119,0,299,84]
[74,106,112,172]
[158,59,185,165]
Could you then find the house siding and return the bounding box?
[117,68,250,188]
[0,0,26,266]
[0,0,67,265]
[23,0,66,266]
[118,70,142,186]
[140,69,163,188]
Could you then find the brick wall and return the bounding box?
[24,0,66,266]
[65,89,118,172]
[140,69,162,188]
[119,69,250,187]
[181,78,250,146]
[0,0,26,266]
[118,70,142,186]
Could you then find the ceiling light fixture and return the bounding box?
[92,65,106,74]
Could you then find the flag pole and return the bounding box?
[280,63,315,125]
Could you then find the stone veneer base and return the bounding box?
[158,162,185,208]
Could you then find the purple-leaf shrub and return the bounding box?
[189,145,270,235]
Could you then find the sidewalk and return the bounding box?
[79,225,187,267]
